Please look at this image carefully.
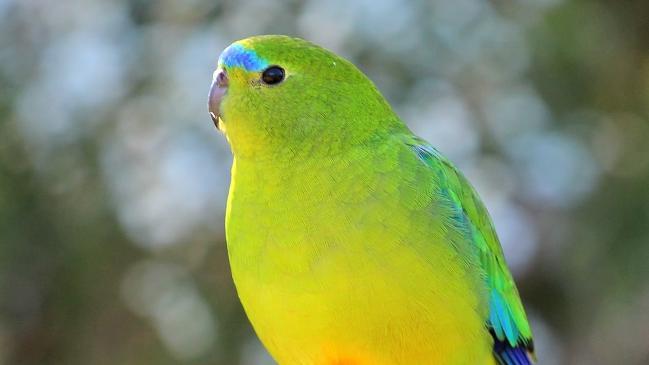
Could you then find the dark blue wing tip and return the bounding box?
[492,329,535,365]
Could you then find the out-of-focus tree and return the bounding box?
[0,0,648,364]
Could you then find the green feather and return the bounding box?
[408,136,534,349]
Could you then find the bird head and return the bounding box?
[209,35,403,159]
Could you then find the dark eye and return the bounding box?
[261,66,285,85]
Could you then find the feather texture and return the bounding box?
[409,137,535,363]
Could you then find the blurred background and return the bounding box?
[1,0,648,364]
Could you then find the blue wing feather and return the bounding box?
[493,332,534,365]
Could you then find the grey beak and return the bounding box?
[208,68,228,129]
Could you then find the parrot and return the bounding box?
[208,35,535,365]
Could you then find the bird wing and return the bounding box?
[406,137,535,365]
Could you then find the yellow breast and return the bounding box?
[226,146,494,365]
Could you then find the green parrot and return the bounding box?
[208,35,534,365]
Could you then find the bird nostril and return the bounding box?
[216,69,228,88]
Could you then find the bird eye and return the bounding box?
[261,66,285,85]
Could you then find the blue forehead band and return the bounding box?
[218,43,269,72]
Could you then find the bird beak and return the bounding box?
[208,68,228,130]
